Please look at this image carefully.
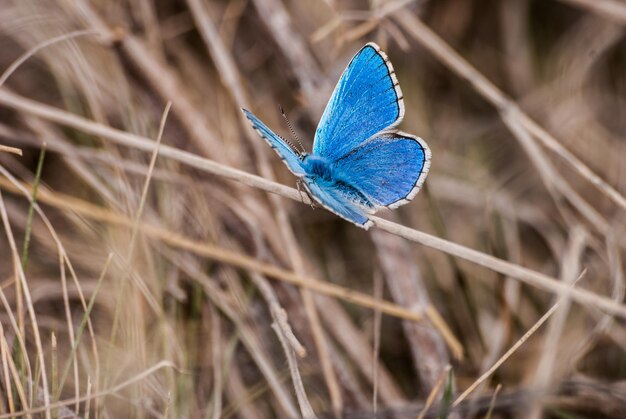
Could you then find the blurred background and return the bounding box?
[0,0,625,417]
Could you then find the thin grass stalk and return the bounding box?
[0,30,97,88]
[13,144,45,407]
[13,145,45,403]
[84,377,92,419]
[105,102,170,388]
[50,333,57,418]
[271,318,316,419]
[417,365,452,419]
[484,384,502,419]
[0,145,22,155]
[0,323,18,415]
[438,368,454,419]
[452,270,586,407]
[57,248,80,416]
[527,228,587,419]
[0,145,103,414]
[557,0,626,25]
[56,254,112,400]
[209,304,222,419]
[0,328,31,418]
[0,361,176,419]
[169,254,299,418]
[19,144,45,312]
[0,287,33,410]
[0,189,51,419]
[372,269,383,414]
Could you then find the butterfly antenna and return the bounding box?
[279,105,306,155]
[278,134,303,158]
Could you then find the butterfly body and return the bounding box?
[300,154,376,210]
[243,42,430,229]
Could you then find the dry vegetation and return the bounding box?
[0,0,626,418]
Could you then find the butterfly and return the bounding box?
[243,42,430,229]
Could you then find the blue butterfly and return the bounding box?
[243,42,431,229]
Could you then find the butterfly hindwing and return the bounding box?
[333,132,430,209]
[242,109,306,176]
[313,42,404,161]
[302,177,373,229]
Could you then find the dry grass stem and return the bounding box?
[0,190,51,418]
[0,29,98,88]
[558,0,626,25]
[417,364,452,419]
[271,319,316,419]
[0,145,22,156]
[484,383,502,419]
[0,361,176,419]
[527,228,587,418]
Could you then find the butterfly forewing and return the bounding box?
[313,43,404,161]
[242,109,306,176]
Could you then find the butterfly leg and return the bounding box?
[296,179,317,209]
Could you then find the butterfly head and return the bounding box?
[301,154,333,182]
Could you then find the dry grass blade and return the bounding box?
[0,29,98,87]
[271,312,316,419]
[557,0,626,25]
[0,323,28,417]
[0,144,22,156]
[129,102,171,263]
[417,364,452,419]
[56,254,113,400]
[338,0,416,44]
[485,383,502,419]
[527,228,587,418]
[105,101,171,388]
[453,269,587,407]
[0,284,33,408]
[0,361,177,419]
[0,189,51,418]
[20,144,45,268]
